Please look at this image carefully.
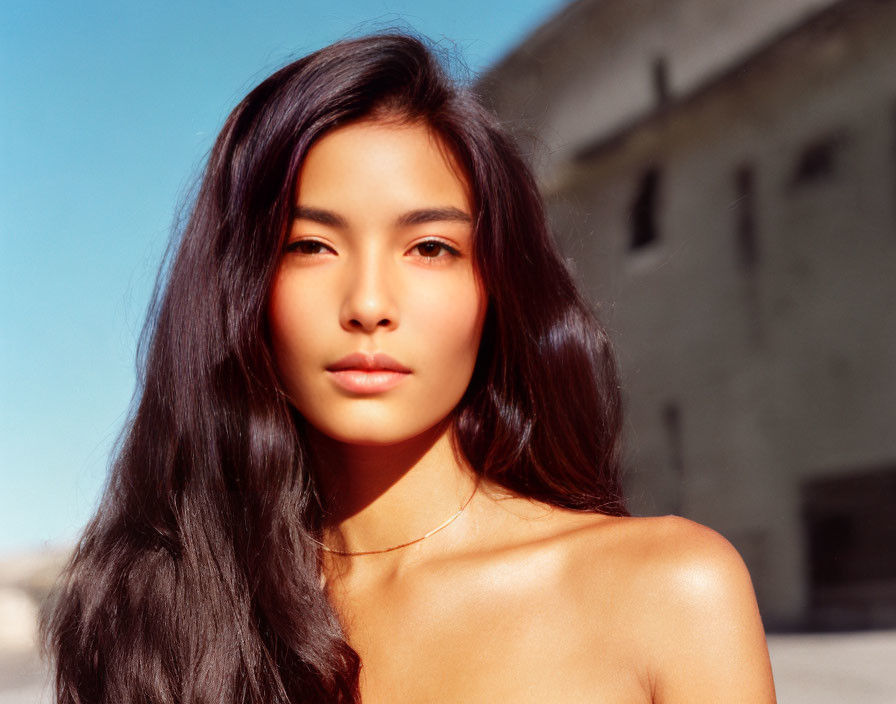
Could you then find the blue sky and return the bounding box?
[0,0,566,555]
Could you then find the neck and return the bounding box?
[308,418,478,559]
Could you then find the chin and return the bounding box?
[305,416,429,446]
[306,408,453,448]
[326,428,412,446]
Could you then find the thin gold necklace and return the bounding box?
[312,483,478,556]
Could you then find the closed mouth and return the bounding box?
[326,351,411,374]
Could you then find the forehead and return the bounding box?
[295,119,473,216]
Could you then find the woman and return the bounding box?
[44,33,776,703]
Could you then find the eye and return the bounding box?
[410,239,461,260]
[285,239,334,256]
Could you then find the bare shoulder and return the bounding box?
[601,513,754,590]
[546,513,757,612]
[558,513,777,703]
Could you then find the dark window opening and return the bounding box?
[662,402,683,478]
[662,402,684,513]
[652,57,669,107]
[734,162,763,344]
[803,466,896,629]
[630,167,661,250]
[792,133,843,186]
[734,164,759,272]
[892,100,896,235]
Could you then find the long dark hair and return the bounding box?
[42,33,626,703]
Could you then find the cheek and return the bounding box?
[410,276,486,379]
[266,276,321,381]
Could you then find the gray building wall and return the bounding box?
[483,0,838,187]
[480,0,896,628]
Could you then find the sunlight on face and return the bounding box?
[267,119,487,445]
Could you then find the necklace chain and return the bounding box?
[311,483,478,556]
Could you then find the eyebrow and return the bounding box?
[395,207,473,227]
[292,206,348,228]
[292,205,473,228]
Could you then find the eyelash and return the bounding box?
[284,238,461,262]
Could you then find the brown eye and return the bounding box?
[285,240,333,255]
[412,240,460,259]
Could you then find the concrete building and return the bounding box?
[478,0,896,629]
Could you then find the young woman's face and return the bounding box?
[267,119,487,445]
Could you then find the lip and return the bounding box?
[327,369,409,393]
[326,352,411,373]
[326,352,411,394]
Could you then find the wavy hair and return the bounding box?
[42,33,626,703]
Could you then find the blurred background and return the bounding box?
[2,0,895,701]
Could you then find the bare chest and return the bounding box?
[331,567,651,704]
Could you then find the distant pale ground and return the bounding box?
[2,549,895,703]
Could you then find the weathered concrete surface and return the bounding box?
[768,630,896,703]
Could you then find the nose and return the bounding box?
[339,247,400,333]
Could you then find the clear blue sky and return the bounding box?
[0,0,565,555]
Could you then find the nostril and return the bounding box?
[349,317,392,329]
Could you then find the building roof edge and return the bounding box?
[572,0,852,164]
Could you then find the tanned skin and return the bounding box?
[269,119,777,703]
[322,468,776,703]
